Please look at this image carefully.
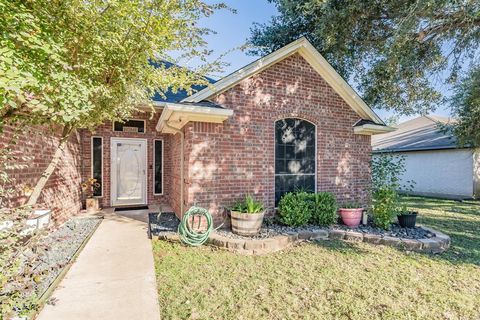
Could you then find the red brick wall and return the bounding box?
[80,110,172,208]
[0,54,374,223]
[0,124,82,223]
[183,53,372,219]
[169,131,183,216]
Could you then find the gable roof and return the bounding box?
[372,115,460,152]
[181,37,384,125]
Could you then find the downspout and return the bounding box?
[163,121,185,217]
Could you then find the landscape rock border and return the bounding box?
[158,225,450,255]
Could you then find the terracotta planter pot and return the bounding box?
[86,198,99,214]
[230,211,264,236]
[339,208,363,228]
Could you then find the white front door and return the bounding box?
[111,138,147,206]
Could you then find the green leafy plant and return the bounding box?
[371,187,399,230]
[230,195,264,214]
[370,153,414,229]
[308,192,338,226]
[278,192,311,226]
[397,204,417,216]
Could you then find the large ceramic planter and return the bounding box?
[339,208,363,228]
[86,198,100,214]
[230,211,264,236]
[398,212,418,228]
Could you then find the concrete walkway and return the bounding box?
[37,208,161,320]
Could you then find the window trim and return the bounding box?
[153,139,164,196]
[274,118,317,205]
[112,119,147,134]
[91,136,103,198]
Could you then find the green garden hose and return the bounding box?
[177,206,213,246]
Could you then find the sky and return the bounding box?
[192,0,451,123]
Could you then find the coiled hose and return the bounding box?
[177,206,213,246]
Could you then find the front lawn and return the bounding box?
[152,197,480,319]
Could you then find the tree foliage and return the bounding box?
[0,0,227,205]
[449,66,480,147]
[249,0,480,116]
[0,0,225,129]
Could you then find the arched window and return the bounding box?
[275,118,316,205]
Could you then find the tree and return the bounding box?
[249,0,480,116]
[449,67,480,147]
[0,0,226,205]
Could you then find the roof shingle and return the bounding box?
[372,115,460,152]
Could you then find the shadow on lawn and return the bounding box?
[401,196,480,266]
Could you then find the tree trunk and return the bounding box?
[26,125,73,206]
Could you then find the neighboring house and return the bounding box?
[2,37,394,222]
[372,115,479,199]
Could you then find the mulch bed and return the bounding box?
[31,216,102,297]
[150,213,434,240]
[149,212,179,236]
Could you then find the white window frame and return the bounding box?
[91,136,103,198]
[273,118,318,205]
[153,139,164,196]
[112,119,147,134]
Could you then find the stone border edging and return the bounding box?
[157,225,450,255]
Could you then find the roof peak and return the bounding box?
[181,37,386,125]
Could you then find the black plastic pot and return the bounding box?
[397,212,418,228]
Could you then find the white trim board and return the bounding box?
[182,37,384,125]
[156,102,233,133]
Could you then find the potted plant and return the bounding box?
[81,178,101,214]
[397,205,418,228]
[339,202,363,228]
[229,195,265,236]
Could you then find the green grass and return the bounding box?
[152,197,480,320]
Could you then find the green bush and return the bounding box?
[371,187,398,229]
[278,192,311,226]
[308,192,338,226]
[371,153,414,229]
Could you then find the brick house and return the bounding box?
[2,37,393,222]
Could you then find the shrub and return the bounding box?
[278,192,311,226]
[308,192,338,226]
[370,153,414,229]
[371,187,399,230]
